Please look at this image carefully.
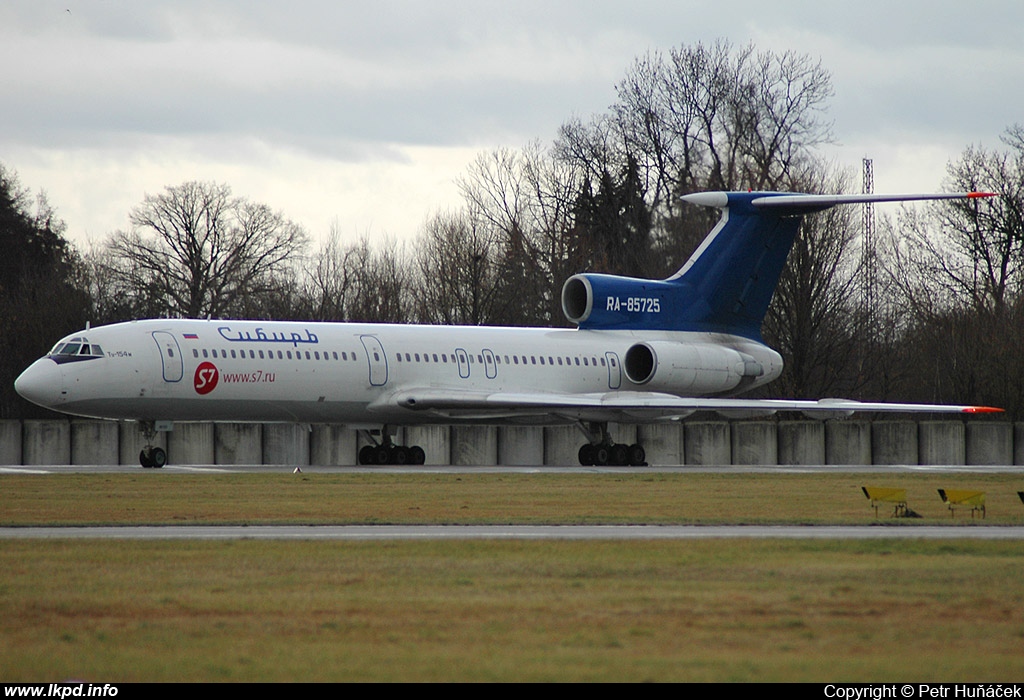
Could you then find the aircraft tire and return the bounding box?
[578,444,595,466]
[610,443,629,466]
[358,445,375,465]
[593,445,610,466]
[391,446,409,465]
[628,444,646,467]
[409,446,426,465]
[139,447,166,469]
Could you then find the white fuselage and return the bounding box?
[15,319,783,426]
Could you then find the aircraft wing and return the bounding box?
[376,389,1002,422]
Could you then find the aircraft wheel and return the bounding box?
[578,444,595,466]
[391,446,410,465]
[358,445,376,465]
[628,444,646,467]
[610,443,629,466]
[592,445,610,466]
[373,445,391,465]
[139,447,166,469]
[409,446,426,465]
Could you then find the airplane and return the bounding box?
[15,190,1001,468]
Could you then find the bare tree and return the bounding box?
[107,181,308,318]
[762,165,860,398]
[300,229,411,323]
[456,144,567,325]
[876,127,1024,412]
[346,237,411,323]
[413,210,508,325]
[554,40,834,278]
[881,129,1024,326]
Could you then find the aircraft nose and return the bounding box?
[14,359,65,409]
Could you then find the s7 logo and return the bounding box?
[194,362,219,394]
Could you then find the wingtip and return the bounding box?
[966,191,998,199]
[961,406,1004,414]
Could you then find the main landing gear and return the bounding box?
[358,427,426,465]
[138,421,167,468]
[576,422,646,466]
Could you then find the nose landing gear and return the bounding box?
[140,446,167,468]
[138,421,167,468]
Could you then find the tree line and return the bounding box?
[3,40,1022,418]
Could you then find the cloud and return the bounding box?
[2,0,1023,243]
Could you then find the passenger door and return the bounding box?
[359,336,389,386]
[152,331,183,382]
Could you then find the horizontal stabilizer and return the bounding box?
[681,191,998,214]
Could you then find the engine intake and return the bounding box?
[562,276,593,325]
[561,273,677,330]
[623,343,657,385]
[622,341,765,395]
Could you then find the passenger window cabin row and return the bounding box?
[192,348,358,362]
[395,352,608,368]
[189,346,615,370]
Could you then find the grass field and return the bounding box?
[2,471,1023,681]
[3,471,1023,526]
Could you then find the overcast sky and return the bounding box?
[2,1,1022,248]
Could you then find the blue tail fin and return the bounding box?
[561,190,993,340]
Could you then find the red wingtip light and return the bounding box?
[961,406,1004,414]
[966,192,998,199]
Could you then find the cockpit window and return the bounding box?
[49,338,103,358]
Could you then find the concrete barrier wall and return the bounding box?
[1,419,1019,466]
[169,423,215,465]
[918,421,965,466]
[0,420,22,464]
[871,421,918,465]
[545,426,581,466]
[405,426,450,466]
[967,422,1012,466]
[731,421,778,465]
[451,426,497,466]
[215,423,263,465]
[263,424,309,465]
[22,420,70,465]
[637,423,682,466]
[684,422,731,465]
[777,421,825,466]
[71,420,119,465]
[311,424,357,466]
[498,426,544,466]
[825,421,871,465]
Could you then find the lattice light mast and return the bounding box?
[861,157,876,339]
